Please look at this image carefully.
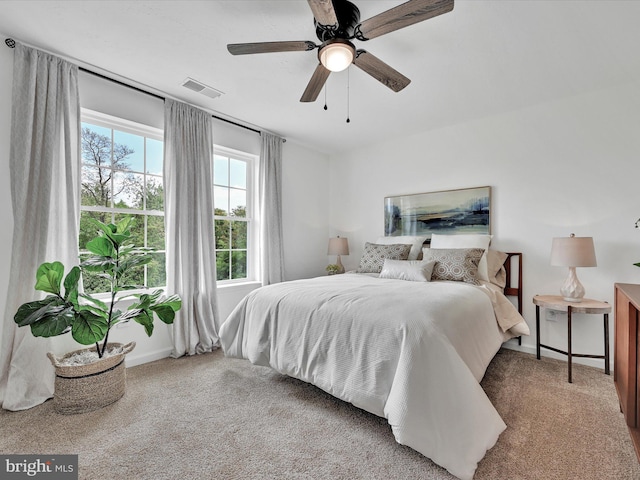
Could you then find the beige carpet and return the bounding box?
[0,348,638,479]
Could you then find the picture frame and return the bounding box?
[384,186,491,239]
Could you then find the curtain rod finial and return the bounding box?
[5,38,16,48]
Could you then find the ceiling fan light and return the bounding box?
[320,43,354,72]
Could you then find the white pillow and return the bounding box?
[429,233,493,281]
[375,235,428,261]
[379,259,435,282]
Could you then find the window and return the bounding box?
[80,109,165,293]
[213,147,256,283]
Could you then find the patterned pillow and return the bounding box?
[357,242,412,273]
[422,248,485,285]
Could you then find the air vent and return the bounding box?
[181,77,224,100]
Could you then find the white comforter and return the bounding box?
[220,274,529,480]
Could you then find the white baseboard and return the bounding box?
[501,340,612,372]
[124,347,173,368]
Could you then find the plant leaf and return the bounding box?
[159,295,182,312]
[80,256,115,273]
[85,236,115,258]
[63,266,81,304]
[71,311,109,345]
[14,297,65,327]
[79,293,108,312]
[150,304,176,324]
[89,217,132,247]
[30,306,74,337]
[115,216,134,235]
[34,262,65,295]
[77,303,109,319]
[634,262,640,268]
[117,308,142,323]
[134,310,154,336]
[115,255,153,277]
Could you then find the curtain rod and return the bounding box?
[4,37,281,140]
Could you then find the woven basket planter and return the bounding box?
[46,342,136,415]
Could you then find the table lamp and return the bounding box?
[550,233,597,302]
[328,236,349,274]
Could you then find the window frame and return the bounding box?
[213,145,258,285]
[80,108,166,294]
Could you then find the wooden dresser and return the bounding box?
[614,283,640,461]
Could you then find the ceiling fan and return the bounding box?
[227,0,454,102]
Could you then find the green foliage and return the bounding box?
[326,264,341,275]
[215,206,248,281]
[14,217,182,358]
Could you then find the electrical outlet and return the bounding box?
[546,309,567,322]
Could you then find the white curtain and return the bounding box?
[164,99,220,357]
[259,132,285,285]
[0,44,81,410]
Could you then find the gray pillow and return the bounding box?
[423,248,485,285]
[357,242,412,273]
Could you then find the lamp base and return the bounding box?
[336,255,345,274]
[560,267,585,303]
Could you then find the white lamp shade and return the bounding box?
[320,43,354,72]
[328,237,349,256]
[550,235,597,267]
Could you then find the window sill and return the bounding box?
[217,280,262,291]
[87,281,261,302]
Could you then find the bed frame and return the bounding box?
[504,252,523,315]
[504,252,523,344]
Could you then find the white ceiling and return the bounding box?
[0,1,638,155]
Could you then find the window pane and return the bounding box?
[214,186,229,216]
[215,219,230,249]
[230,159,246,189]
[147,215,165,250]
[113,130,144,173]
[216,250,230,281]
[146,138,163,175]
[229,189,246,217]
[231,251,247,280]
[148,252,166,288]
[79,210,112,251]
[231,220,247,249]
[114,213,145,247]
[213,155,229,186]
[79,254,110,294]
[118,261,145,290]
[113,172,144,209]
[81,166,112,207]
[146,175,164,211]
[81,124,112,168]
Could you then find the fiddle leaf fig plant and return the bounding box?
[14,217,181,358]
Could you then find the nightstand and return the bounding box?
[533,294,611,383]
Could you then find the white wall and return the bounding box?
[329,80,640,368]
[0,42,330,367]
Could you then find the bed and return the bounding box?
[219,242,529,480]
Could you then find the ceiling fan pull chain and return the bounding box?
[324,84,328,111]
[346,67,351,123]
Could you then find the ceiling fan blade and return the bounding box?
[300,64,331,102]
[353,50,410,92]
[356,0,454,41]
[228,41,316,55]
[307,0,339,27]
